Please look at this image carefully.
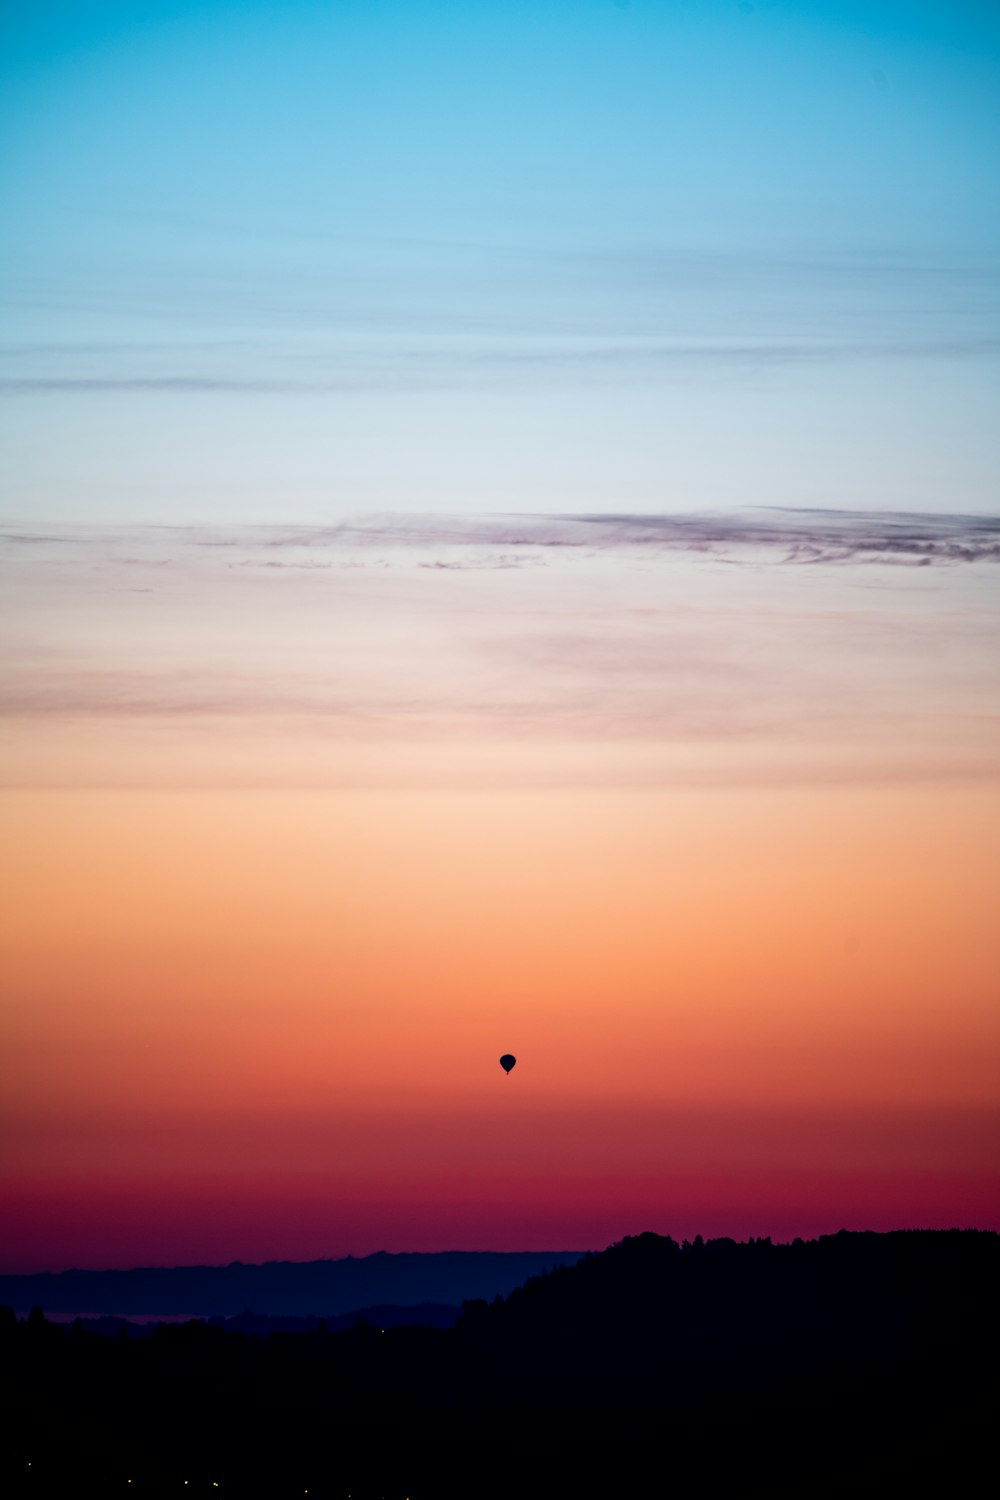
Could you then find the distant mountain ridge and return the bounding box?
[0,1248,586,1318]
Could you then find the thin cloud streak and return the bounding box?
[4,512,999,572]
[3,336,999,398]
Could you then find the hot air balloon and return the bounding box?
[499,1054,516,1075]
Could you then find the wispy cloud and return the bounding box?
[279,509,1000,567]
[3,334,998,399]
[0,376,300,394]
[4,511,999,565]
[2,513,997,794]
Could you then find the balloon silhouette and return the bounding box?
[499,1054,517,1075]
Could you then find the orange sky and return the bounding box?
[1,518,998,1269]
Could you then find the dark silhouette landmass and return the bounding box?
[0,1248,585,1319]
[34,1302,463,1339]
[4,1229,997,1496]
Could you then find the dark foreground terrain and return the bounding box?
[5,1229,997,1497]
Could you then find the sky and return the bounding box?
[2,0,998,519]
[1,2,998,1272]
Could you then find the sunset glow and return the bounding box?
[2,519,997,1269]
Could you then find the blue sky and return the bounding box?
[1,0,998,520]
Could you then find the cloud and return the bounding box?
[4,510,998,569]
[3,331,997,399]
[6,510,997,568]
[2,512,997,799]
[559,510,1000,566]
[280,509,1000,567]
[0,377,297,394]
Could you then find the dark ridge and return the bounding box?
[0,1248,586,1318]
[3,1230,996,1496]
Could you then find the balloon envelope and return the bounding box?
[499,1054,516,1074]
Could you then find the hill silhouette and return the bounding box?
[0,1248,585,1319]
[4,1229,997,1496]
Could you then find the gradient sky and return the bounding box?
[2,516,998,1270]
[1,2,999,1273]
[2,0,998,520]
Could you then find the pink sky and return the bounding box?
[2,515,998,1270]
